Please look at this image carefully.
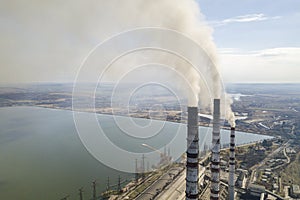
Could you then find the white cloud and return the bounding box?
[220,47,300,83]
[218,48,243,54]
[211,13,281,27]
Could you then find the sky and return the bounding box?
[197,0,300,83]
[0,0,299,83]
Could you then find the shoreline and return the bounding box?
[0,105,274,138]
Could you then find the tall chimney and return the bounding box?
[210,99,220,200]
[186,107,199,200]
[228,127,235,200]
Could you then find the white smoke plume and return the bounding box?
[223,94,236,127]
[102,0,219,107]
[1,0,235,125]
[101,0,235,124]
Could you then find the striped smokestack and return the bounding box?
[228,127,235,200]
[186,107,199,200]
[210,99,220,200]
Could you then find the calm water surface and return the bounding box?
[0,107,272,200]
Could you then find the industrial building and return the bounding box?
[290,184,300,198]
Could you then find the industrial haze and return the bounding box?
[0,83,299,136]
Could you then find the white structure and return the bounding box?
[186,107,199,200]
[229,127,236,200]
[210,99,220,200]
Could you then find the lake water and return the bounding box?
[0,107,272,200]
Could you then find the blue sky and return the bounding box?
[197,0,300,49]
[195,0,300,82]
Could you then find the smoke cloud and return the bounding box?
[1,0,235,125]
[223,94,236,127]
[100,0,235,124]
